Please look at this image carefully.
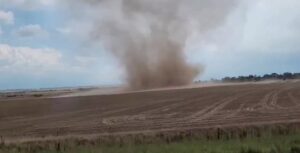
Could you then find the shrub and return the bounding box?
[240,147,262,153]
[290,146,300,153]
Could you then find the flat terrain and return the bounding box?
[1,81,300,142]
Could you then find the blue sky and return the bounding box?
[0,0,300,89]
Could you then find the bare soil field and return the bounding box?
[1,81,300,143]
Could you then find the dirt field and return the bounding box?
[1,81,300,143]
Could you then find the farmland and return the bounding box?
[0,81,300,145]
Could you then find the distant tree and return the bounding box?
[294,73,300,79]
[262,74,270,80]
[222,77,231,82]
[283,72,293,80]
[271,73,279,79]
[254,76,262,81]
[221,72,300,82]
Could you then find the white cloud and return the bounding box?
[74,56,99,66]
[40,0,56,6]
[0,44,63,74]
[0,43,123,89]
[0,10,14,25]
[56,27,71,35]
[0,26,2,35]
[185,0,300,80]
[189,0,300,56]
[14,24,48,38]
[0,0,56,10]
[240,0,300,54]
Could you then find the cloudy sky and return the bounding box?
[0,0,299,89]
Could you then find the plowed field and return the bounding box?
[1,81,300,142]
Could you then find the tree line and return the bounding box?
[222,72,300,82]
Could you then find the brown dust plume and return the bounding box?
[65,0,238,89]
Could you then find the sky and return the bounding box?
[0,0,300,89]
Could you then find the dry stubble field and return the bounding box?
[1,81,300,143]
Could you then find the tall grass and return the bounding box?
[1,132,300,153]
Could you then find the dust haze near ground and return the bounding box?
[64,0,238,89]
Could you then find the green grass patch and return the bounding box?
[1,133,300,153]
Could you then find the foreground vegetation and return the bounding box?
[1,133,300,153]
